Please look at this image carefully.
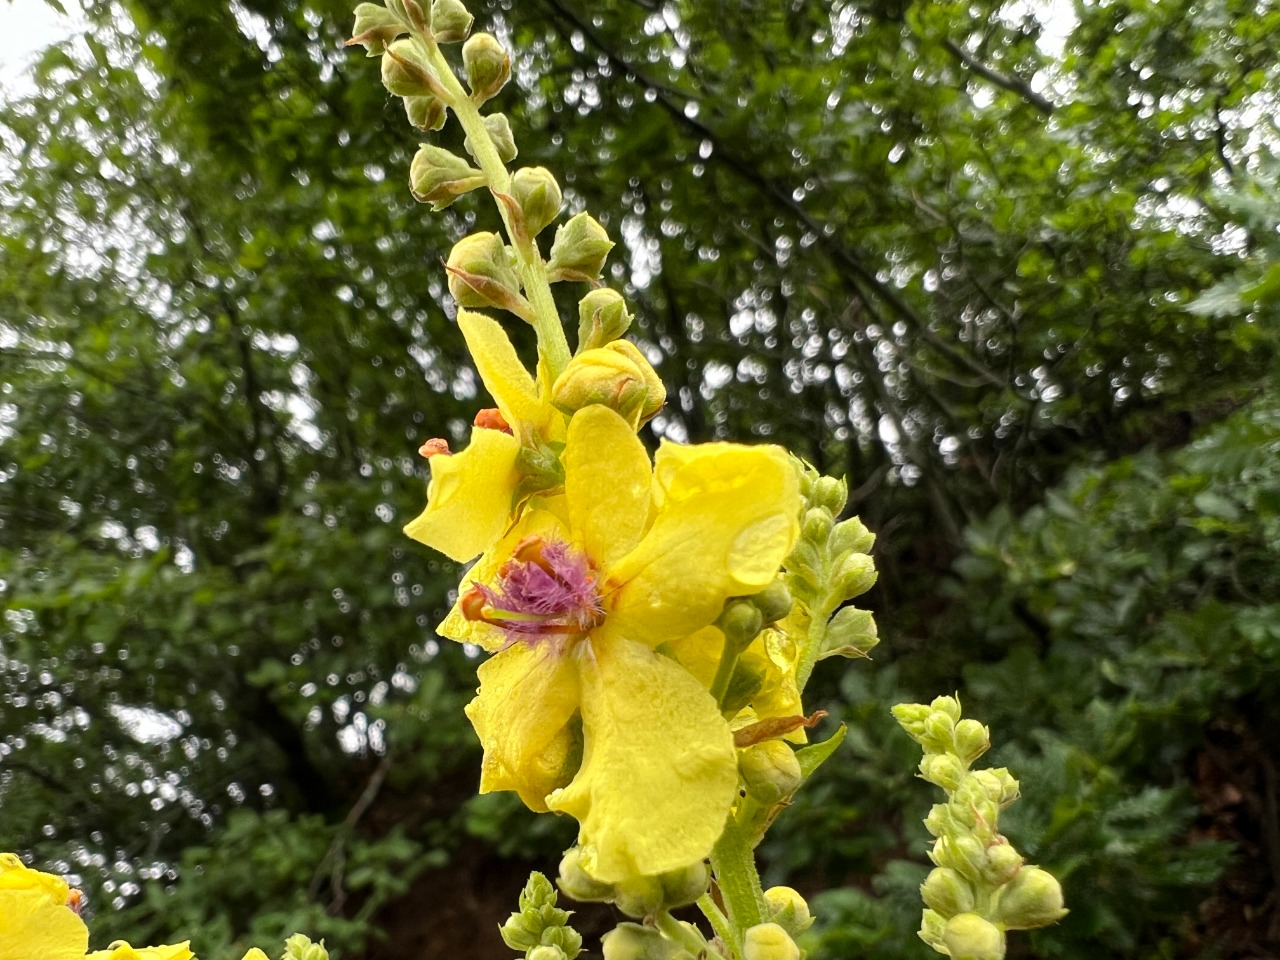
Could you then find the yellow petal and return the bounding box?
[458,310,541,431]
[465,639,583,812]
[606,444,799,646]
[564,405,651,569]
[546,633,737,882]
[666,625,725,689]
[0,889,88,960]
[403,427,521,563]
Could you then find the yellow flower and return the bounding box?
[86,943,195,960]
[0,853,89,960]
[404,309,564,563]
[443,405,800,882]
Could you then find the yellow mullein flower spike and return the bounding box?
[0,854,88,960]
[441,405,800,882]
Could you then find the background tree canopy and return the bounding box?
[2,0,1278,957]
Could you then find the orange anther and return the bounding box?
[418,438,451,458]
[473,407,513,434]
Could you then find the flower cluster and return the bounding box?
[893,697,1068,959]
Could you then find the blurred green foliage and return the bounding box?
[2,0,1278,957]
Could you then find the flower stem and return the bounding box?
[414,34,573,379]
[710,809,768,954]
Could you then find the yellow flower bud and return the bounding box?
[403,93,446,132]
[930,695,962,722]
[381,39,438,98]
[993,865,1068,930]
[739,740,802,805]
[742,922,800,960]
[658,860,709,910]
[918,908,948,952]
[239,951,271,960]
[547,212,614,282]
[551,341,663,424]
[409,144,485,210]
[941,913,1005,960]
[510,166,563,237]
[528,948,568,960]
[283,934,329,960]
[430,0,472,42]
[920,866,976,919]
[462,32,510,102]
[764,885,814,934]
[347,3,406,56]
[980,841,1024,887]
[577,288,633,351]
[445,232,523,311]
[892,702,933,742]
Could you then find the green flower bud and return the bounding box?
[829,515,875,556]
[283,935,329,960]
[612,874,665,919]
[510,166,563,238]
[557,847,615,903]
[601,923,674,960]
[753,579,794,625]
[834,551,877,600]
[547,212,614,282]
[576,288,633,351]
[785,540,824,587]
[445,232,524,311]
[919,752,965,792]
[920,867,976,919]
[941,913,1005,960]
[764,886,814,935]
[462,32,510,102]
[658,861,709,909]
[551,340,663,424]
[410,144,485,210]
[721,650,767,715]
[993,866,1068,930]
[953,719,990,765]
[404,94,446,131]
[430,0,472,42]
[923,801,956,838]
[742,922,800,960]
[933,835,987,882]
[387,0,429,32]
[811,475,847,514]
[717,598,764,651]
[381,39,439,98]
[970,768,1020,808]
[801,506,833,544]
[980,841,1024,887]
[930,695,962,722]
[347,3,406,56]
[918,909,948,952]
[922,711,956,752]
[499,913,540,952]
[819,605,878,660]
[483,112,518,163]
[740,740,803,805]
[892,702,933,742]
[528,947,568,960]
[540,924,583,957]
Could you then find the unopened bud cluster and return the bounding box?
[499,872,584,960]
[786,464,879,665]
[282,935,329,960]
[893,697,1067,959]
